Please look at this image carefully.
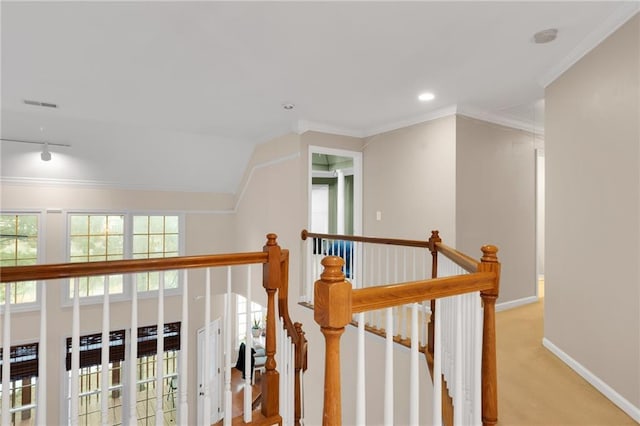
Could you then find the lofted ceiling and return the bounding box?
[1,1,638,193]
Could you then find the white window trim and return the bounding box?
[62,211,185,307]
[0,210,45,313]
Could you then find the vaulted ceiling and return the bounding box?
[1,2,637,193]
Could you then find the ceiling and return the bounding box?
[1,1,637,193]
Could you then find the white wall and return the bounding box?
[545,13,640,416]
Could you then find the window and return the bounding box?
[66,323,180,426]
[236,295,265,344]
[67,214,182,299]
[132,215,180,292]
[0,214,39,305]
[69,214,125,298]
[0,342,39,424]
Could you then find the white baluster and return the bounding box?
[101,276,110,426]
[204,268,211,426]
[433,298,442,426]
[37,281,46,426]
[129,275,138,426]
[180,269,189,425]
[2,283,11,426]
[278,320,284,423]
[307,238,313,303]
[410,303,419,425]
[70,278,80,426]
[356,312,366,426]
[384,307,393,426]
[454,296,463,426]
[289,335,295,424]
[243,266,252,423]
[155,271,165,426]
[224,267,232,426]
[473,293,483,426]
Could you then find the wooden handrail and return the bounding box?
[313,233,500,426]
[435,241,479,273]
[301,229,430,248]
[0,252,269,282]
[351,272,496,313]
[1,232,308,425]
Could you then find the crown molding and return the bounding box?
[538,3,640,88]
[296,120,365,138]
[295,103,543,142]
[363,105,458,137]
[0,176,229,194]
[457,105,545,136]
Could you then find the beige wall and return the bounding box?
[456,115,537,303]
[1,113,539,423]
[362,116,457,242]
[545,13,640,410]
[0,183,236,422]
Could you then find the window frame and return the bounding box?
[0,341,39,421]
[63,211,185,306]
[0,210,44,313]
[64,323,182,425]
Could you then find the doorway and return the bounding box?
[197,319,222,425]
[536,149,545,298]
[308,146,362,236]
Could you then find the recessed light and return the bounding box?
[282,103,295,110]
[418,92,435,102]
[533,28,558,44]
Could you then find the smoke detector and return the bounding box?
[533,28,558,44]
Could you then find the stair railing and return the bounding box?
[0,233,306,426]
[311,231,500,426]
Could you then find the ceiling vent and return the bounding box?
[23,99,58,109]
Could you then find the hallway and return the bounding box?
[497,300,635,425]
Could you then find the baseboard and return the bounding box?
[542,338,640,423]
[495,295,538,312]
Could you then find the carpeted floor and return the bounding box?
[496,298,636,425]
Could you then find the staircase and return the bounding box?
[301,229,500,426]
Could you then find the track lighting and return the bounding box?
[0,138,70,162]
[41,142,51,161]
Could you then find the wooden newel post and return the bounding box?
[478,245,500,426]
[262,233,281,418]
[427,230,441,356]
[314,256,352,426]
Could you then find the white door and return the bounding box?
[197,319,221,425]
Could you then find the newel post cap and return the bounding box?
[481,245,499,263]
[314,256,352,328]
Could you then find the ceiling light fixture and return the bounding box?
[533,28,558,44]
[40,142,51,161]
[0,138,71,162]
[418,92,435,102]
[282,103,295,110]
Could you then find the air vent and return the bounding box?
[23,99,58,109]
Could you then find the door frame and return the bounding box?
[308,145,363,236]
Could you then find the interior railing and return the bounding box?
[0,233,307,426]
[302,230,499,426]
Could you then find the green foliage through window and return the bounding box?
[0,214,38,304]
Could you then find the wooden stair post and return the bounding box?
[427,230,441,357]
[314,256,352,426]
[262,234,281,418]
[479,245,500,426]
